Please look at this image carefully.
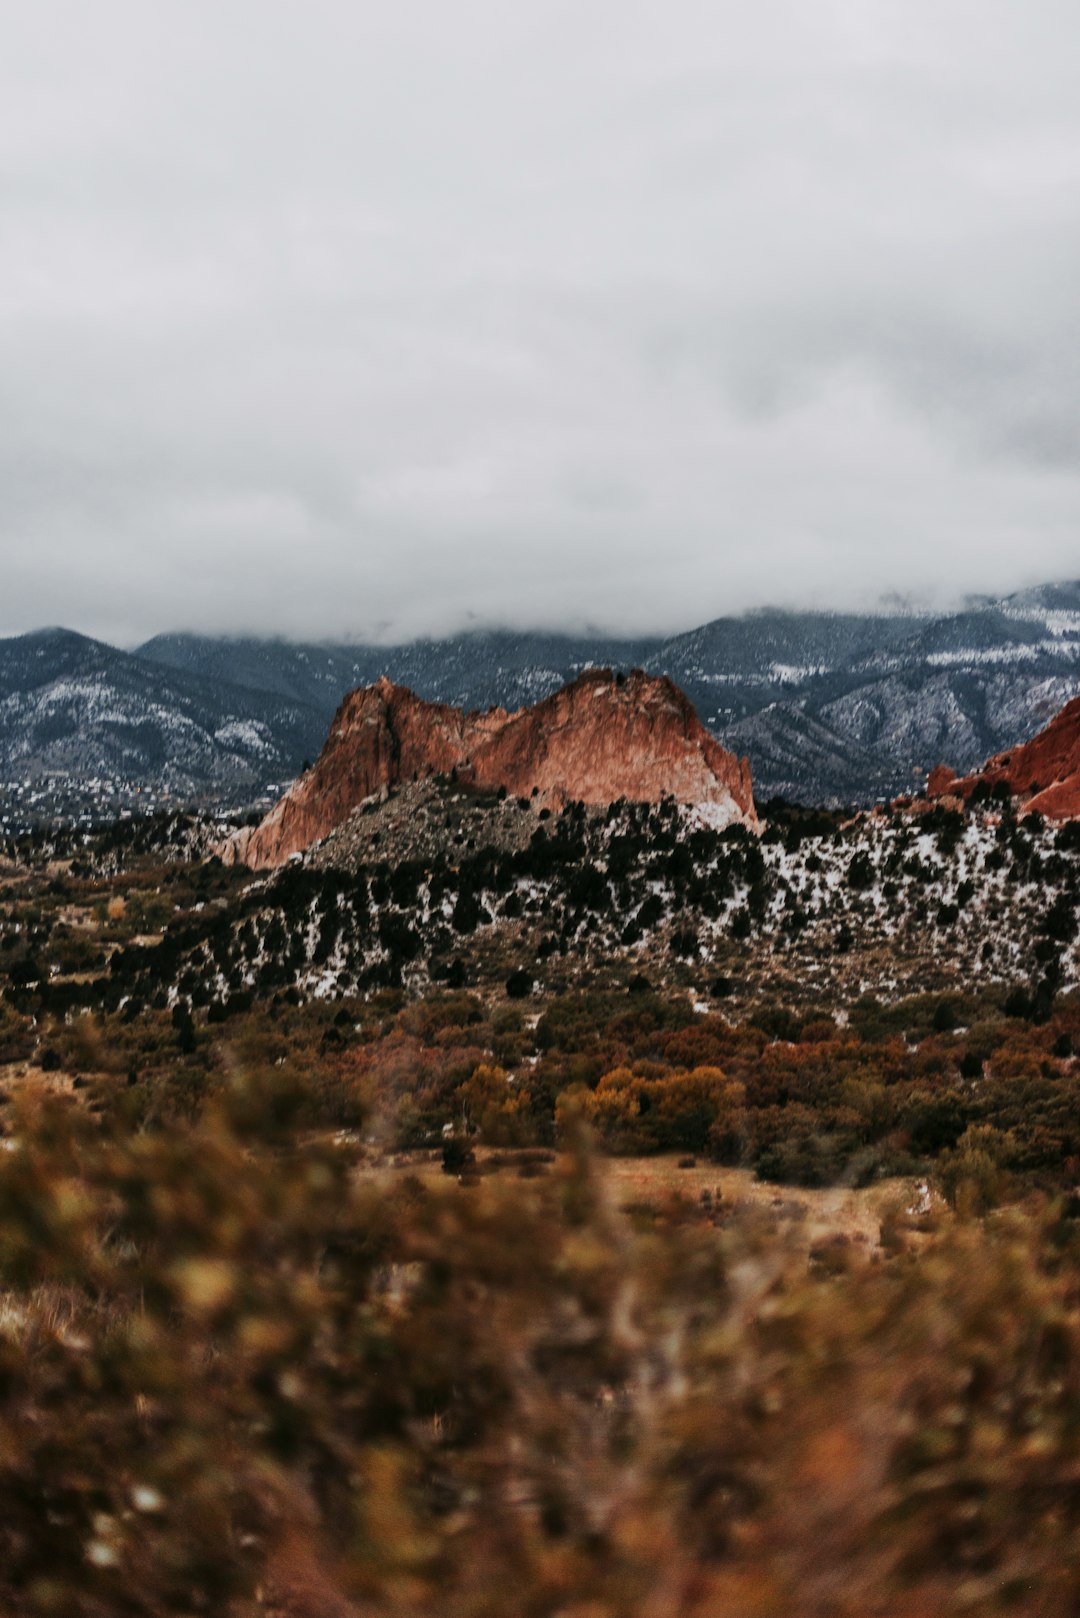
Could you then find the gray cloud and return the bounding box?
[2,1,1080,645]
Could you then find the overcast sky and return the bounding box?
[2,1,1079,646]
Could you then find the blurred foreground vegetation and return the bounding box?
[4,1075,1080,1615]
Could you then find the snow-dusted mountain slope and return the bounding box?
[0,629,316,796]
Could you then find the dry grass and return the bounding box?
[370,1147,918,1251]
[0,1060,78,1102]
[603,1155,902,1243]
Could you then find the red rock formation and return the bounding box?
[926,764,958,799]
[224,668,758,869]
[927,694,1080,818]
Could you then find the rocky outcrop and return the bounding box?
[927,694,1080,818]
[224,668,758,869]
[926,763,959,800]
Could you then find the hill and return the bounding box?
[0,629,319,790]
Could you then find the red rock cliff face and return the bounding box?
[224,668,758,869]
[927,694,1080,818]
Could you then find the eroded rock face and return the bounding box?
[224,668,758,869]
[927,694,1080,818]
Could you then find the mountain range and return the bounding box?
[2,580,1079,810]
